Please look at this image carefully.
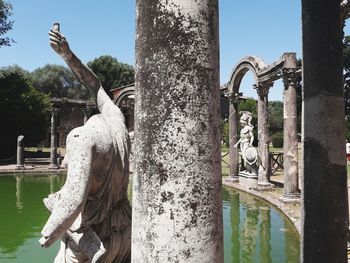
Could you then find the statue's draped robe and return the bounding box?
[54,98,131,263]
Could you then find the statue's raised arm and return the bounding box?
[41,23,132,263]
[48,24,110,111]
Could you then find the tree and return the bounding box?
[343,36,350,118]
[340,35,350,140]
[220,119,229,147]
[0,65,30,78]
[0,70,51,159]
[268,101,283,135]
[238,98,257,124]
[87,55,135,97]
[31,64,90,100]
[0,0,14,47]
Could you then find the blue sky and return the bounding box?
[1,1,349,101]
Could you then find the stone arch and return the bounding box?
[226,53,300,199]
[113,85,135,107]
[227,56,268,95]
[112,85,135,131]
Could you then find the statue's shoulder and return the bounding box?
[67,126,95,146]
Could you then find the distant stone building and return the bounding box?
[40,98,94,148]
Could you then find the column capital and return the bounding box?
[226,91,240,104]
[282,68,300,87]
[341,0,350,27]
[254,82,273,98]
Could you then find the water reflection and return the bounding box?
[15,176,23,210]
[230,192,240,263]
[0,175,299,263]
[259,206,272,263]
[222,186,300,263]
[0,174,66,262]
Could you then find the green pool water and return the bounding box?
[0,174,299,262]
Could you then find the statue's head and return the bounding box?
[239,111,253,127]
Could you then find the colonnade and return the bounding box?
[227,53,300,200]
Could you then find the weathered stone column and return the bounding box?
[229,92,239,181]
[255,83,273,188]
[302,0,348,262]
[49,109,59,169]
[281,53,300,202]
[133,1,223,262]
[82,109,88,124]
[16,135,25,170]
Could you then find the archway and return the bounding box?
[111,84,135,132]
[225,53,300,200]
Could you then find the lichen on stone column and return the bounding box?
[133,1,223,262]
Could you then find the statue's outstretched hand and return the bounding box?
[48,29,70,57]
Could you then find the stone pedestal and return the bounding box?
[49,109,59,169]
[279,194,300,203]
[16,135,25,170]
[239,172,258,189]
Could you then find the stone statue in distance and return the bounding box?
[39,23,131,263]
[234,111,258,175]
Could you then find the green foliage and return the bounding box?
[268,101,283,135]
[344,36,350,117]
[271,132,283,148]
[0,65,30,79]
[0,0,14,47]
[238,99,258,146]
[87,55,135,96]
[221,119,229,147]
[0,70,51,158]
[31,64,89,100]
[346,119,350,141]
[238,99,257,124]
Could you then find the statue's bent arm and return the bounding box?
[40,131,93,248]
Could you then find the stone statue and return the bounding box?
[234,111,258,175]
[39,24,131,263]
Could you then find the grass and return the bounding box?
[23,145,350,178]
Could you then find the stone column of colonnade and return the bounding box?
[281,53,300,202]
[229,92,239,181]
[255,82,273,187]
[133,1,223,262]
[82,109,88,124]
[48,108,59,169]
[302,0,348,262]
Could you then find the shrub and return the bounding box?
[271,132,283,148]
